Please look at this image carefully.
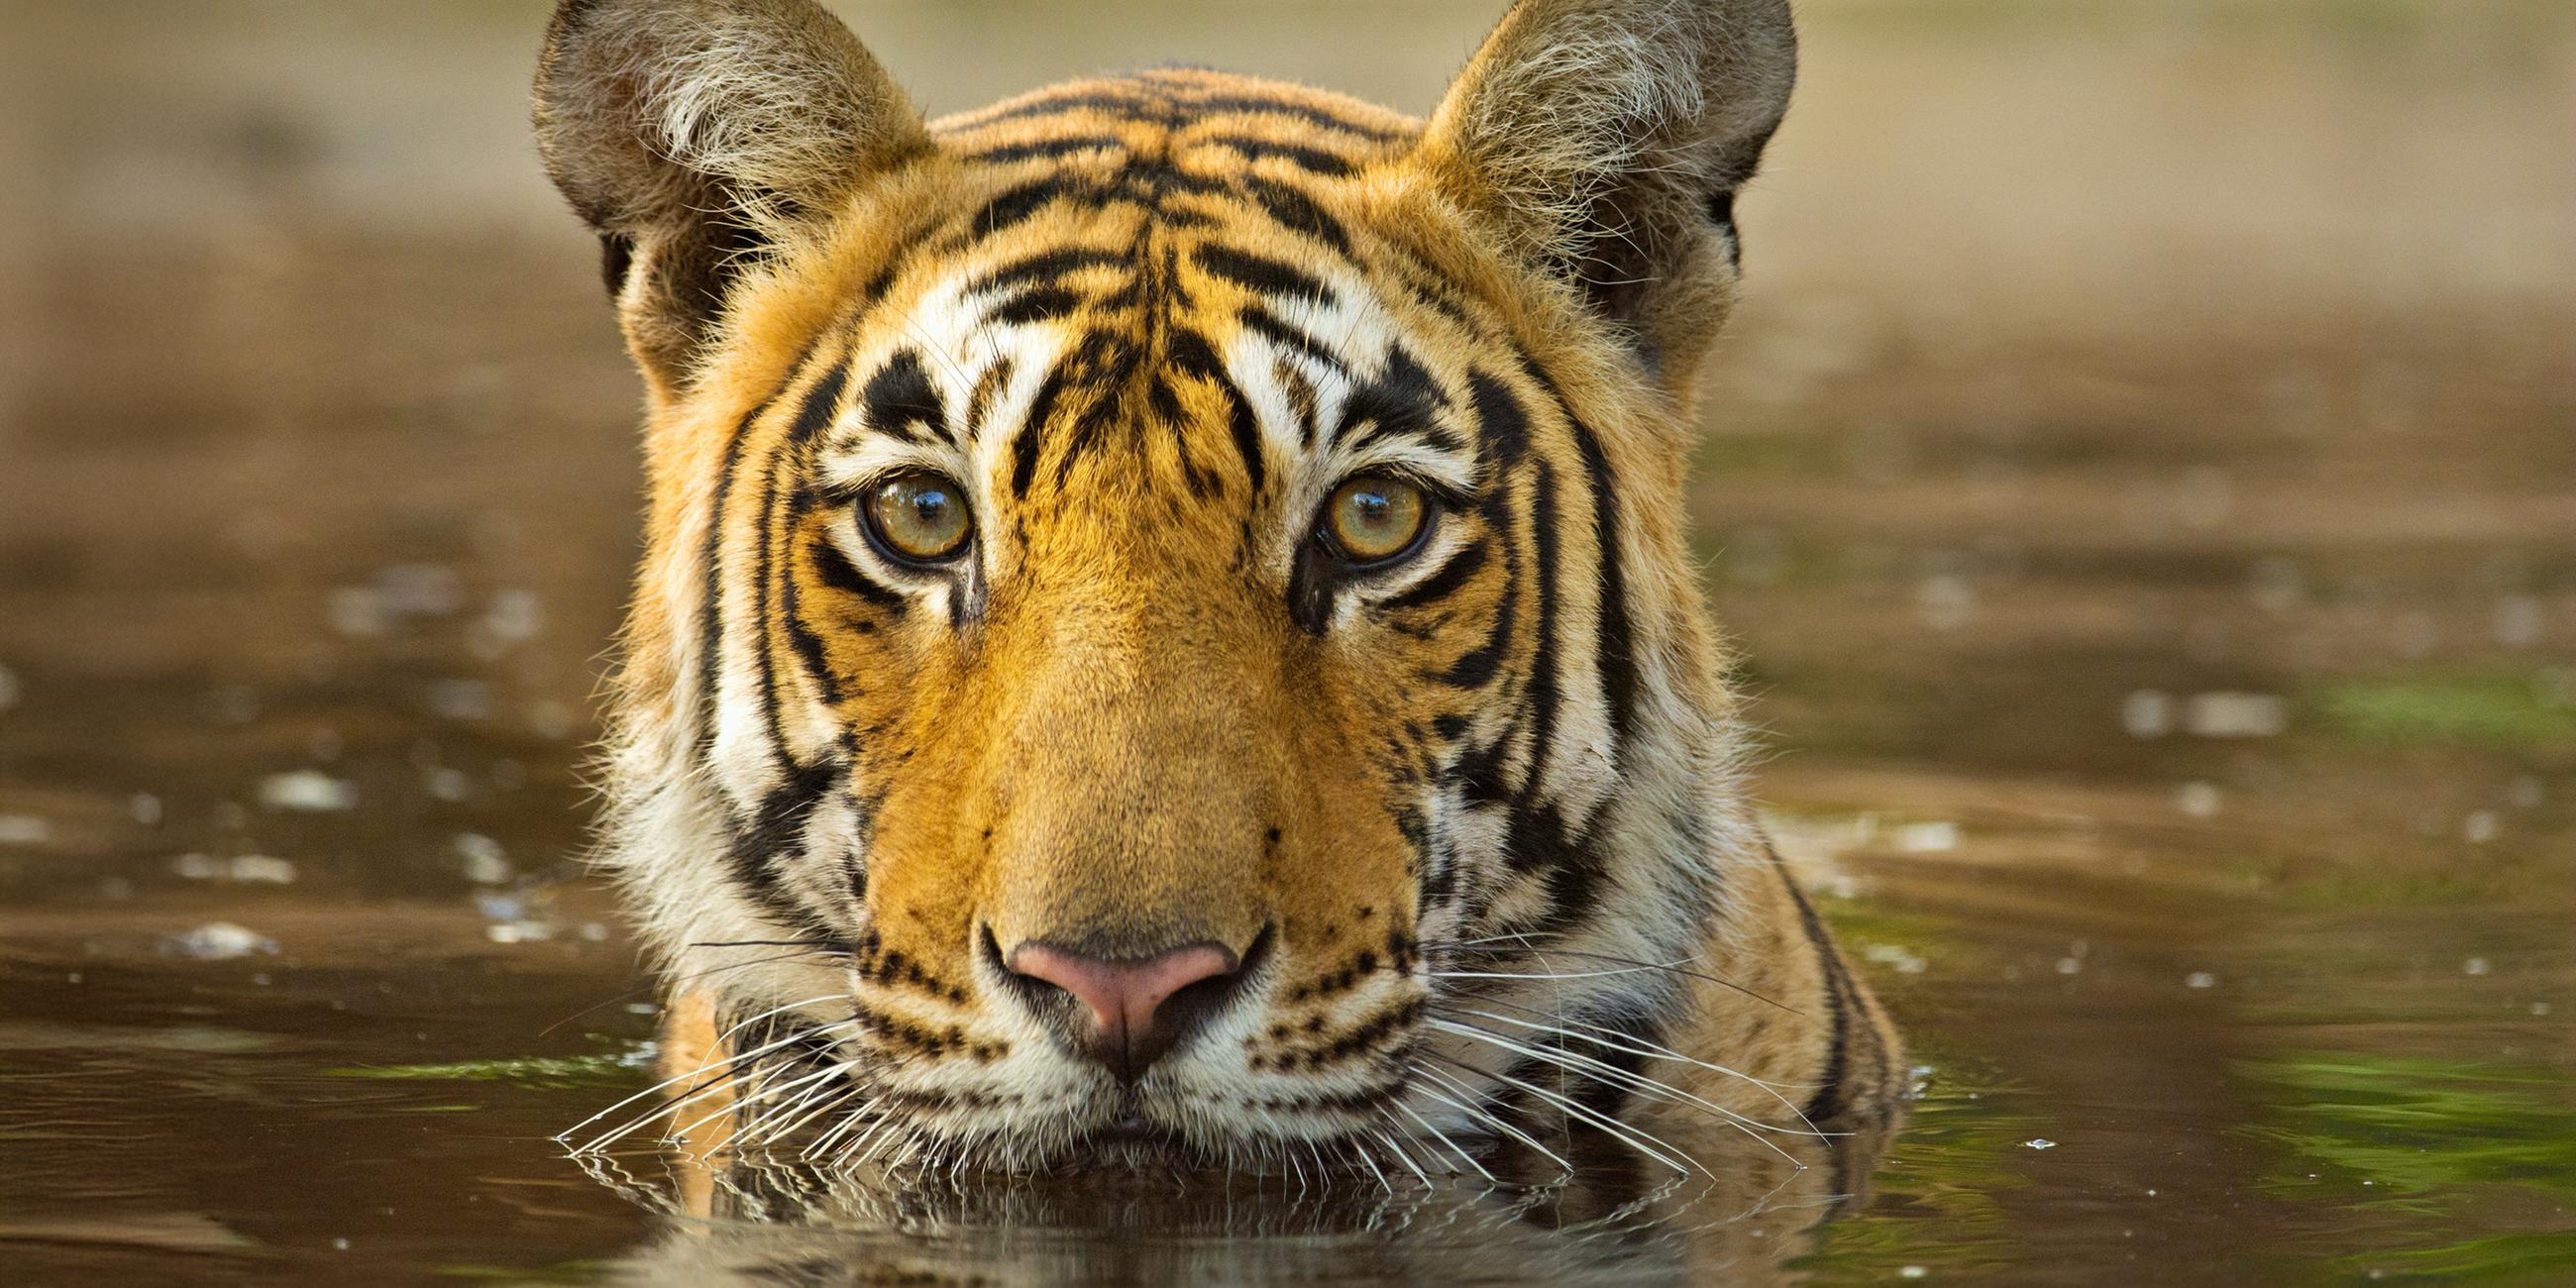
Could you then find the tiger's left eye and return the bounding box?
[862,471,972,564]
[1322,476,1429,565]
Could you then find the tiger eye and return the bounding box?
[1324,476,1428,564]
[864,472,972,563]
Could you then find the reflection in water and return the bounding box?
[576,1108,1899,1286]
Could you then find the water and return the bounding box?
[3,2,2573,1282]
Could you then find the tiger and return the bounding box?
[534,0,1902,1185]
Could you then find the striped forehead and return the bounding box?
[807,215,1479,538]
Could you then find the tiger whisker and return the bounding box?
[1423,1050,1705,1178]
[1428,1018,1805,1169]
[1410,1063,1574,1177]
[1443,1006,1827,1133]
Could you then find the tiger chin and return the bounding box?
[536,0,1901,1184]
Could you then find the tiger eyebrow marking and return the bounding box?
[857,349,949,445]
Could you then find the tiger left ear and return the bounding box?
[1419,0,1796,384]
[533,0,932,401]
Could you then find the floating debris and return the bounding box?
[1863,943,1929,975]
[162,921,278,960]
[2183,692,2287,738]
[1895,821,1958,853]
[2122,690,2175,738]
[228,855,298,884]
[485,920,557,945]
[2463,811,2498,844]
[129,793,163,826]
[2178,782,2222,818]
[1916,574,1975,631]
[2186,972,2217,990]
[258,770,358,812]
[455,833,513,886]
[0,814,54,846]
[2464,957,2491,977]
[2023,1138,2059,1150]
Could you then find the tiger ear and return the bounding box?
[533,0,932,395]
[1419,0,1795,381]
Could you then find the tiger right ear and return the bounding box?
[1419,0,1796,386]
[533,0,931,398]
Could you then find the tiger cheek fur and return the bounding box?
[539,0,1900,1175]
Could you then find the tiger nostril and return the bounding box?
[995,927,1270,1083]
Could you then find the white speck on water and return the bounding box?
[327,587,389,638]
[2178,782,2223,818]
[1864,943,1929,975]
[1896,821,1958,853]
[2463,811,2499,844]
[372,564,464,618]
[426,767,472,803]
[129,793,162,826]
[258,770,358,812]
[625,1002,660,1016]
[2186,972,2218,990]
[0,663,20,712]
[2184,692,2287,738]
[2464,957,2491,976]
[2493,595,2542,648]
[2510,776,2544,809]
[2056,956,2083,975]
[485,920,557,945]
[2533,1002,2552,1017]
[227,855,298,884]
[172,853,223,880]
[528,700,579,742]
[1916,574,1975,631]
[333,1238,350,1252]
[1899,1267,1928,1281]
[579,922,610,942]
[163,921,278,960]
[455,833,513,885]
[2121,690,2174,738]
[0,815,54,846]
[427,679,493,722]
[2023,1138,2058,1150]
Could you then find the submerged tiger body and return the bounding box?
[537,0,1900,1180]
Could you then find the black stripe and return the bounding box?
[1335,345,1449,453]
[748,361,853,779]
[966,136,1126,164]
[1167,328,1264,495]
[1517,459,1563,801]
[810,537,907,611]
[1563,408,1639,745]
[989,287,1083,327]
[1185,95,1408,143]
[1376,538,1488,613]
[1243,175,1352,256]
[857,350,945,444]
[1194,244,1335,303]
[1010,368,1069,497]
[1239,306,1343,375]
[1199,135,1357,176]
[969,247,1126,294]
[1466,370,1531,466]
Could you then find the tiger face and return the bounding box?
[540,0,1896,1175]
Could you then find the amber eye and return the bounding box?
[1322,475,1430,565]
[862,472,972,564]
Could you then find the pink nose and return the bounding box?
[1005,940,1240,1081]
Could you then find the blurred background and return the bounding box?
[1,1,2571,1281]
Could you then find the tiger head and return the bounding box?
[538,0,1800,1171]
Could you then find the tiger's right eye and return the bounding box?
[862,472,972,565]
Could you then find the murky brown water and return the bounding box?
[4,2,2573,1283]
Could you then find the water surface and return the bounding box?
[3,1,2572,1282]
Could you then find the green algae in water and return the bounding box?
[323,1045,653,1092]
[2236,1053,2576,1282]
